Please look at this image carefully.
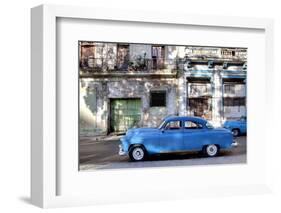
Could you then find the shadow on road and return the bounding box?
[79,136,247,170]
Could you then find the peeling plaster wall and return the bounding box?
[80,77,177,136]
[80,79,107,136]
[143,79,177,127]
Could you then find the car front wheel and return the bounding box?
[204,144,219,157]
[232,129,240,137]
[129,146,146,161]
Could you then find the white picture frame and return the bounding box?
[31,4,274,208]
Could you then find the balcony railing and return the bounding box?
[80,57,181,73]
[79,56,247,74]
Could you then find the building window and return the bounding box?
[190,84,208,96]
[188,97,212,120]
[152,46,165,69]
[117,44,129,70]
[150,91,166,107]
[223,97,246,107]
[79,42,95,68]
[224,84,235,95]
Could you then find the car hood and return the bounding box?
[224,120,242,126]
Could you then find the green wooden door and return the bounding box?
[110,99,141,132]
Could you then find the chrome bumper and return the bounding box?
[232,140,239,147]
[118,144,126,156]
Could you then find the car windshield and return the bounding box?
[158,119,166,129]
[206,121,214,129]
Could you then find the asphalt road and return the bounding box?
[79,136,247,171]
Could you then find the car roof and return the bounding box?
[164,116,207,124]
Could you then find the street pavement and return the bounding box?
[79,136,247,171]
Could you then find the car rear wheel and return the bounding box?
[129,146,146,161]
[232,129,240,137]
[204,144,219,157]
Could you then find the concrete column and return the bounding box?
[211,70,223,127]
[178,74,187,116]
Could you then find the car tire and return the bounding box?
[203,144,219,157]
[232,129,240,137]
[129,146,146,161]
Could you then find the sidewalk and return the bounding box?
[80,134,123,144]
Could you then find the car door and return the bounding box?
[158,120,184,152]
[182,120,206,151]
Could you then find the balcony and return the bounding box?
[79,57,180,77]
[79,56,247,78]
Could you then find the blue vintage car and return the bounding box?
[119,116,237,161]
[223,116,247,137]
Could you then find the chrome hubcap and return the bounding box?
[206,145,217,156]
[132,147,144,160]
[232,130,239,136]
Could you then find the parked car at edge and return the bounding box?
[119,116,237,161]
[223,116,247,137]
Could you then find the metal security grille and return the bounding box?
[110,99,141,133]
[188,97,212,120]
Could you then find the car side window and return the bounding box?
[164,121,181,130]
[240,116,246,122]
[184,121,203,129]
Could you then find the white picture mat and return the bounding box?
[56,16,268,201]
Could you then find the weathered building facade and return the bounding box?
[79,42,247,136]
